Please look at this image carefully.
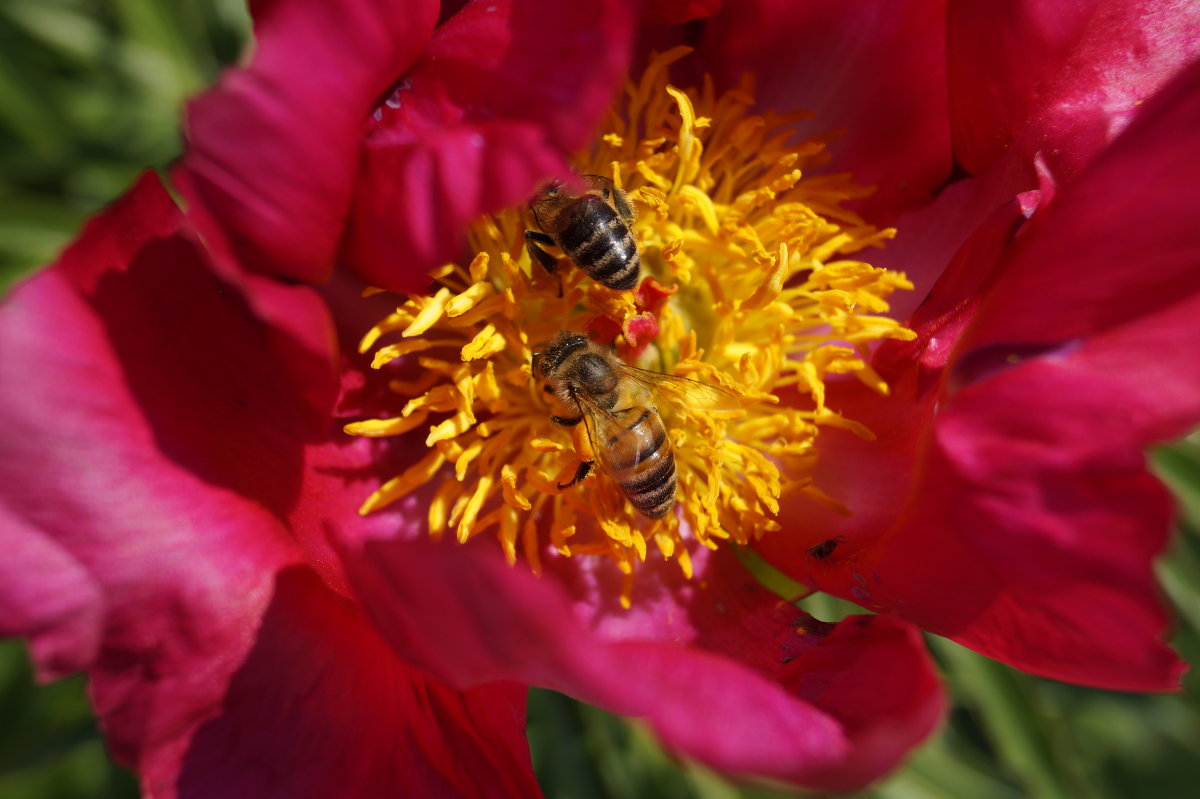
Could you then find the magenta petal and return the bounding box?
[763,63,1200,690]
[343,537,943,791]
[877,147,1041,322]
[942,58,1200,467]
[343,0,635,292]
[948,0,1200,183]
[763,385,1182,692]
[0,175,330,781]
[0,503,103,675]
[176,0,439,283]
[174,568,539,799]
[780,615,945,792]
[908,72,1200,686]
[695,0,951,221]
[346,121,572,293]
[854,436,1183,691]
[960,58,1200,356]
[640,0,722,25]
[756,195,1032,577]
[552,548,945,790]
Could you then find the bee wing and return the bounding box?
[580,174,615,192]
[580,174,635,223]
[573,391,658,475]
[616,363,744,413]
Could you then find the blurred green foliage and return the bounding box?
[0,0,249,289]
[0,643,138,798]
[1,2,1198,798]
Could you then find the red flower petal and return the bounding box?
[948,0,1200,183]
[875,148,1040,322]
[175,0,439,283]
[956,58,1200,365]
[694,0,951,221]
[1,174,545,795]
[778,614,945,792]
[0,175,305,777]
[174,568,540,799]
[912,61,1200,686]
[342,537,943,792]
[760,62,1200,690]
[640,0,722,25]
[343,0,635,293]
[346,121,572,293]
[0,503,103,675]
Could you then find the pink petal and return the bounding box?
[956,58,1200,362]
[175,0,439,283]
[760,62,1200,690]
[948,0,1200,183]
[288,358,436,596]
[0,175,307,780]
[2,174,541,795]
[173,568,540,799]
[777,614,945,792]
[909,412,1183,690]
[342,536,944,791]
[0,503,103,674]
[547,548,945,789]
[640,0,722,25]
[913,61,1200,686]
[756,195,1032,573]
[876,147,1042,322]
[343,0,635,293]
[694,0,951,221]
[346,121,572,293]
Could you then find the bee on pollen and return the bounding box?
[532,331,739,519]
[525,174,641,290]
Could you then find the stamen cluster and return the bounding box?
[347,48,914,604]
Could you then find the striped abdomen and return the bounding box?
[557,196,640,290]
[602,405,676,519]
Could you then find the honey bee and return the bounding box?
[525,174,641,290]
[532,331,739,519]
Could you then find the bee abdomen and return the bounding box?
[624,455,676,519]
[612,409,676,519]
[560,200,640,290]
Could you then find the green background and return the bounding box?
[2,2,1198,797]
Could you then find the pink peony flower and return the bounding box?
[3,0,1198,796]
[0,166,942,794]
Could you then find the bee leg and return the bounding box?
[524,231,558,274]
[525,230,564,297]
[558,460,594,490]
[550,414,582,427]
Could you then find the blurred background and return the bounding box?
[1,2,1198,797]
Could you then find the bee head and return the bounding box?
[533,332,588,378]
[534,179,564,201]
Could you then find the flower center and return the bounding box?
[346,47,914,606]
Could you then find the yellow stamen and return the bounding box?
[347,50,915,583]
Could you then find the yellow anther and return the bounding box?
[501,465,532,511]
[403,287,452,337]
[360,450,446,514]
[462,323,506,360]
[343,412,429,438]
[446,282,495,317]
